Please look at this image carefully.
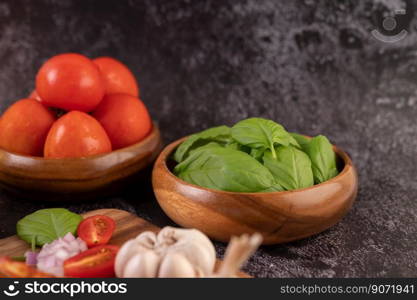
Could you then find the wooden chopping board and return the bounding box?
[0,208,249,278]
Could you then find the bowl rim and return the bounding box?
[0,121,160,162]
[157,135,356,195]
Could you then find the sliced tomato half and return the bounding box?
[63,245,119,278]
[77,215,116,248]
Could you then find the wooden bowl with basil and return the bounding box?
[0,123,162,201]
[152,118,358,245]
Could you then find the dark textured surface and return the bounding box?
[0,0,416,277]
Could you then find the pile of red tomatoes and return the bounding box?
[0,53,152,158]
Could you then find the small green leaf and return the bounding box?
[304,135,339,184]
[231,118,299,159]
[173,125,232,163]
[17,208,83,246]
[263,146,314,190]
[174,147,275,192]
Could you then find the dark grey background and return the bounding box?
[0,0,416,277]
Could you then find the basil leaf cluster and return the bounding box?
[173,117,339,193]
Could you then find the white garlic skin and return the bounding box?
[157,227,216,276]
[115,227,216,278]
[158,253,196,278]
[115,232,158,277]
[122,250,160,278]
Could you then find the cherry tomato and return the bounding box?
[36,53,105,112]
[93,94,152,149]
[44,111,111,158]
[29,90,41,101]
[77,215,116,248]
[0,99,55,156]
[63,245,119,278]
[0,257,53,278]
[93,57,139,97]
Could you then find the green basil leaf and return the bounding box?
[304,135,339,184]
[188,142,223,156]
[16,208,83,246]
[259,183,285,192]
[223,141,240,151]
[263,146,314,190]
[288,134,301,149]
[223,142,252,155]
[290,132,310,151]
[174,147,275,192]
[231,118,299,159]
[250,147,266,162]
[173,125,232,163]
[238,144,252,154]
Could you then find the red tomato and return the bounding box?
[63,245,119,278]
[29,90,41,101]
[36,53,105,112]
[77,215,116,248]
[93,57,139,97]
[44,111,112,158]
[93,94,152,149]
[0,99,55,156]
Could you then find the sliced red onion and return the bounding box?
[63,233,75,242]
[37,232,87,277]
[24,251,38,266]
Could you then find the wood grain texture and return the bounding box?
[0,123,162,201]
[152,137,358,245]
[0,208,249,278]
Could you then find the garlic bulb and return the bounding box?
[115,227,215,278]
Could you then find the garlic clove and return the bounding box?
[122,250,160,278]
[115,239,137,277]
[156,226,178,246]
[157,227,216,276]
[176,240,215,275]
[116,232,157,277]
[158,253,197,278]
[135,231,157,249]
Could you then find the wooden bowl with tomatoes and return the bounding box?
[0,53,162,201]
[0,123,162,201]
